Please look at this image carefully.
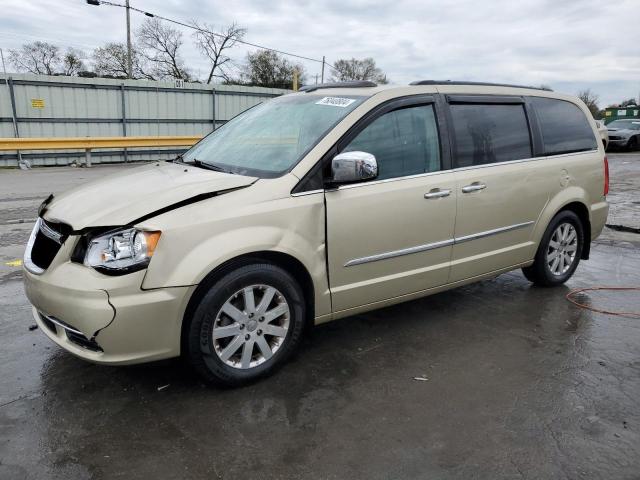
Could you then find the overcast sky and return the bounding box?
[0,0,638,106]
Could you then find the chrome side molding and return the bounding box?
[344,221,535,267]
[454,221,534,244]
[344,239,455,267]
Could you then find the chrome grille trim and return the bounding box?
[39,220,64,244]
[24,218,45,275]
[38,311,84,336]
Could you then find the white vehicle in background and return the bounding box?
[595,120,609,150]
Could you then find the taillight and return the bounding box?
[603,156,609,196]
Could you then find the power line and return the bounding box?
[93,0,336,70]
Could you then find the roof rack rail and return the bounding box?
[300,80,378,93]
[410,80,552,91]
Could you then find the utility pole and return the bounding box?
[0,48,19,139]
[321,56,325,84]
[86,0,132,78]
[125,0,132,79]
[1,48,25,168]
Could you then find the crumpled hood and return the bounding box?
[43,162,257,230]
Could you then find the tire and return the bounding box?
[186,263,306,386]
[522,210,584,287]
[627,136,638,151]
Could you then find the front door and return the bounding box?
[325,99,456,312]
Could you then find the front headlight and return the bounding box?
[84,227,161,273]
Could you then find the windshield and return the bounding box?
[608,120,640,130]
[183,94,366,177]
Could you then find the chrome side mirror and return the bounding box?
[331,151,378,184]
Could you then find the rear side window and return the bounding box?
[343,104,440,180]
[450,103,532,167]
[531,97,597,155]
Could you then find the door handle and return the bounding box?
[424,188,451,199]
[461,182,486,193]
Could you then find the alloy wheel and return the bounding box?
[212,284,290,369]
[546,222,578,276]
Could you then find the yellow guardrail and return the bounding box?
[0,136,203,167]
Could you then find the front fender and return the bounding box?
[140,193,331,317]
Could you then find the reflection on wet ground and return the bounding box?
[1,243,639,479]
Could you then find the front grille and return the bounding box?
[31,229,62,270]
[26,219,70,272]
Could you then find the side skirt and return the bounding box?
[314,260,533,324]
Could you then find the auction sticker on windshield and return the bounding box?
[315,97,357,107]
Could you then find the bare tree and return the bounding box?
[137,18,190,80]
[577,89,600,117]
[92,42,155,80]
[192,21,245,84]
[330,57,388,84]
[8,41,61,75]
[238,50,305,89]
[62,48,86,76]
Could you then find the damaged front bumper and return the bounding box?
[24,240,195,365]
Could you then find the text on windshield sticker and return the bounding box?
[315,97,356,107]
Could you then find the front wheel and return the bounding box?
[186,263,306,386]
[627,136,639,151]
[522,210,584,287]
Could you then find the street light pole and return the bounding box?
[125,0,132,79]
[86,0,132,79]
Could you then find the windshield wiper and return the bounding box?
[166,153,184,164]
[192,158,235,174]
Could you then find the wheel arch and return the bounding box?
[180,250,316,355]
[558,201,591,260]
[538,199,591,260]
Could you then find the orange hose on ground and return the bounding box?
[565,287,640,319]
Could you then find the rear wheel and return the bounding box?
[522,210,584,287]
[628,136,638,151]
[186,263,305,386]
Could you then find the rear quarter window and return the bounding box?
[531,97,597,155]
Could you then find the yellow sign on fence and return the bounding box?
[31,99,45,109]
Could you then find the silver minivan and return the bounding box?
[24,80,609,385]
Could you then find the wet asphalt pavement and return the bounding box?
[1,155,639,479]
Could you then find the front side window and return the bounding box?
[183,94,366,177]
[450,103,532,167]
[342,104,441,180]
[531,97,597,155]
